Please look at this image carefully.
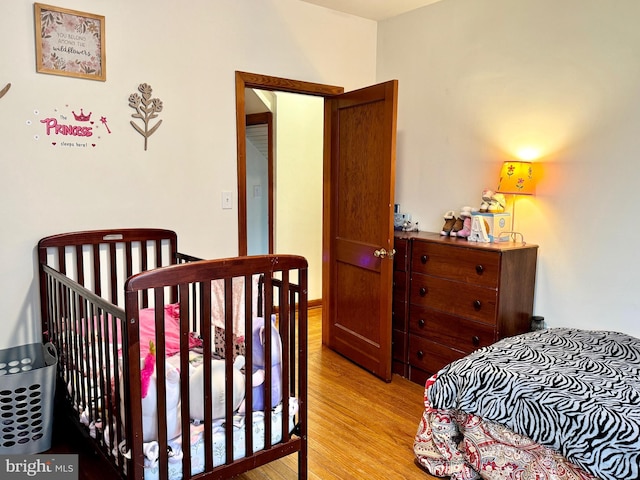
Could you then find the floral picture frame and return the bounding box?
[34,3,106,81]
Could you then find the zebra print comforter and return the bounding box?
[421,328,640,480]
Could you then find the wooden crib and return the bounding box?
[38,228,308,480]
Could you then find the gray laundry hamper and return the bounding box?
[0,342,57,454]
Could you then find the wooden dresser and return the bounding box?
[392,231,538,386]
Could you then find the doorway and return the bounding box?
[235,72,343,257]
[235,72,343,309]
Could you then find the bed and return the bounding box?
[38,228,308,480]
[413,328,640,480]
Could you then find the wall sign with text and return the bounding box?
[34,3,106,82]
[26,104,112,149]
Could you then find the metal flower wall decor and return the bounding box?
[128,83,163,150]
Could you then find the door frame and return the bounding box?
[235,71,343,256]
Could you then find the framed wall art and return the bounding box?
[34,3,106,81]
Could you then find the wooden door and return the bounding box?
[322,80,398,382]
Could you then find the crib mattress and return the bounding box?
[143,400,296,480]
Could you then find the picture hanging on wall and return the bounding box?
[34,3,106,81]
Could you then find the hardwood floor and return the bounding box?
[47,308,437,479]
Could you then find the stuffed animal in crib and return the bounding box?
[250,314,283,411]
[480,189,506,213]
[137,342,182,442]
[188,355,246,421]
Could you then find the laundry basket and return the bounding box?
[0,342,57,454]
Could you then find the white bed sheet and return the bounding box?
[143,399,297,480]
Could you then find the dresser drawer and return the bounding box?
[411,241,500,288]
[409,335,466,374]
[392,328,407,362]
[393,237,409,272]
[409,305,495,353]
[410,274,497,324]
[393,270,407,302]
[392,299,407,331]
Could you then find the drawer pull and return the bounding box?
[472,336,480,347]
[473,300,482,311]
[417,350,424,359]
[475,264,484,275]
[421,254,429,264]
[419,287,428,296]
[418,318,425,328]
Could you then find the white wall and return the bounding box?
[274,92,324,300]
[0,0,377,349]
[377,0,640,336]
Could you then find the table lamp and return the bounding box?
[496,161,536,232]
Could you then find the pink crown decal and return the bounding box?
[72,109,92,122]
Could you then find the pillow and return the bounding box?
[122,303,200,358]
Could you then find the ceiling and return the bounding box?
[299,0,442,21]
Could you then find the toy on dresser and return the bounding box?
[471,189,511,243]
[440,189,510,242]
[440,206,474,238]
[480,189,506,213]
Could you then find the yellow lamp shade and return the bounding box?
[496,161,536,195]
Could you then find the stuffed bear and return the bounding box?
[250,314,283,411]
[480,189,506,213]
[188,355,246,421]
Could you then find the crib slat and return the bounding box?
[155,287,171,480]
[178,283,193,478]
[298,266,309,477]
[200,281,214,472]
[223,277,234,465]
[245,275,255,458]
[76,245,84,287]
[109,243,117,305]
[92,245,101,298]
[124,290,143,480]
[280,271,291,444]
[264,274,273,450]
[243,274,254,458]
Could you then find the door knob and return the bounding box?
[374,248,396,259]
[374,248,387,258]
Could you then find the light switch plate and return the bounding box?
[222,191,233,209]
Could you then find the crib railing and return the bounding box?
[123,254,308,480]
[41,264,129,476]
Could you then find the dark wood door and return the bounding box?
[322,80,398,382]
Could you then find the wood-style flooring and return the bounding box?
[47,308,438,479]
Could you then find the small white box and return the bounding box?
[471,212,511,242]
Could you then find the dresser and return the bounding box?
[392,232,538,386]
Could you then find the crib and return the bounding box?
[38,228,308,480]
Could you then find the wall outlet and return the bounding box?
[221,191,233,209]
